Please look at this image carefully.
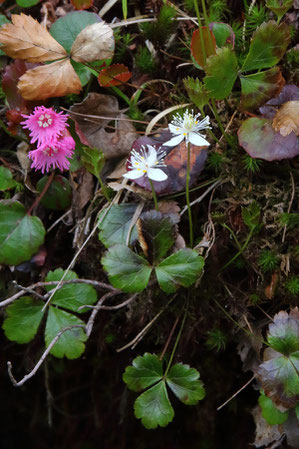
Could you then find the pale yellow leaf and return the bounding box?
[70,22,114,64]
[272,101,299,136]
[0,13,67,62]
[18,59,82,100]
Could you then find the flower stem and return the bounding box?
[208,100,234,147]
[186,141,194,247]
[27,171,55,216]
[149,178,159,211]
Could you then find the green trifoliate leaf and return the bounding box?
[37,175,72,210]
[45,307,87,359]
[258,392,289,425]
[138,211,177,264]
[166,363,205,405]
[123,353,163,392]
[2,297,44,343]
[134,381,174,429]
[101,244,152,293]
[45,268,97,313]
[204,47,238,100]
[0,200,45,265]
[155,249,204,293]
[0,167,18,191]
[241,21,290,72]
[80,146,105,181]
[240,67,285,111]
[98,204,138,248]
[183,77,210,109]
[266,0,293,23]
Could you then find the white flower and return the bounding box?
[123,145,168,182]
[164,110,211,147]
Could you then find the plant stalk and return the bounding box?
[149,178,159,211]
[186,141,194,247]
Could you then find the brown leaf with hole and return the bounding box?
[70,22,114,64]
[272,101,299,136]
[18,59,82,100]
[0,13,67,62]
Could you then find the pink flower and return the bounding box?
[28,130,75,174]
[21,106,69,147]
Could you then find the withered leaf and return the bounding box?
[70,22,114,64]
[272,101,299,136]
[0,13,67,62]
[18,58,82,100]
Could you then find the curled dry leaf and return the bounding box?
[18,58,82,100]
[0,13,66,62]
[70,22,114,64]
[272,101,299,136]
[70,93,138,159]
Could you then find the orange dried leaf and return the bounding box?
[272,101,299,137]
[98,64,132,87]
[0,14,67,62]
[18,59,82,100]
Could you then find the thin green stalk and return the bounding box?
[149,178,159,211]
[110,86,131,106]
[208,100,234,147]
[199,107,222,146]
[200,0,209,26]
[193,0,202,26]
[186,141,194,247]
[220,228,254,272]
[164,299,189,377]
[97,174,111,203]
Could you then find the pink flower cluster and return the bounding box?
[21,106,75,173]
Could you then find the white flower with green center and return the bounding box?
[164,110,211,147]
[123,145,168,182]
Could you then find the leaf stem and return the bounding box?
[27,171,55,216]
[220,228,254,272]
[186,141,194,247]
[208,100,234,147]
[97,174,111,202]
[164,299,189,377]
[149,178,159,211]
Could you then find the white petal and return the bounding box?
[169,123,183,135]
[146,145,158,166]
[189,132,210,147]
[147,168,168,181]
[123,170,144,180]
[163,134,184,147]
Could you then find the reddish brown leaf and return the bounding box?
[191,27,216,68]
[70,0,93,10]
[98,64,132,87]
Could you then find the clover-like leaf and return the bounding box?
[259,392,289,425]
[101,244,152,293]
[241,21,290,72]
[258,308,299,407]
[37,175,72,211]
[240,67,285,111]
[134,381,174,429]
[204,47,238,100]
[123,353,163,392]
[238,117,299,161]
[183,77,210,109]
[0,167,18,191]
[266,0,293,23]
[155,249,204,293]
[0,200,45,265]
[98,204,139,248]
[45,306,87,359]
[45,268,97,313]
[137,211,177,264]
[2,297,44,343]
[166,363,205,405]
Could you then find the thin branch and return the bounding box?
[282,170,295,243]
[217,375,255,411]
[7,325,84,387]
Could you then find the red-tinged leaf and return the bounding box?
[191,27,216,68]
[70,0,93,10]
[240,67,285,111]
[238,117,299,161]
[98,64,132,87]
[6,109,23,134]
[2,59,37,110]
[127,131,208,195]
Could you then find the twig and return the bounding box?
[217,375,255,411]
[180,179,223,216]
[159,314,181,361]
[7,325,84,387]
[27,171,55,216]
[282,171,295,243]
[12,281,46,301]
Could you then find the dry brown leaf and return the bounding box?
[70,93,138,159]
[18,59,82,100]
[71,22,114,64]
[0,13,67,62]
[272,101,299,136]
